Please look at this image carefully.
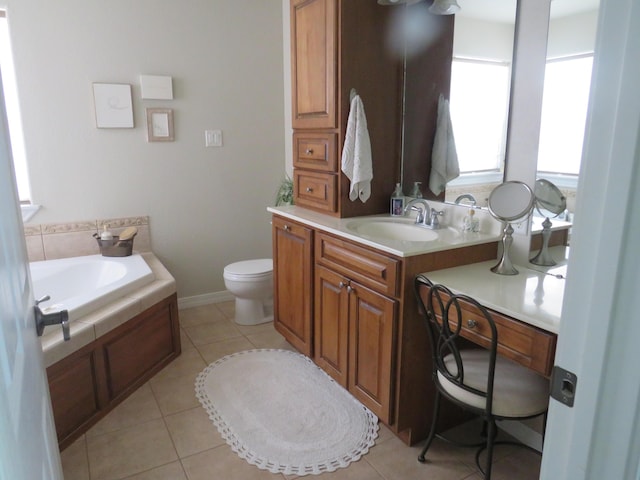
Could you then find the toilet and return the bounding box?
[223,258,274,325]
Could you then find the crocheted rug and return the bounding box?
[195,349,379,476]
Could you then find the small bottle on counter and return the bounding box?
[390,183,405,216]
[462,209,480,232]
[409,182,423,198]
[100,224,113,241]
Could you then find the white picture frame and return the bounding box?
[92,83,134,128]
[146,108,174,142]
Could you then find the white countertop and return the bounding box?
[268,205,502,258]
[424,247,569,334]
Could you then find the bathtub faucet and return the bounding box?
[34,295,70,341]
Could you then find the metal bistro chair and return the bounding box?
[414,274,549,479]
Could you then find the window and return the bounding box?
[0,12,30,202]
[537,55,593,176]
[449,58,511,174]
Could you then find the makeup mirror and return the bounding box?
[487,181,534,275]
[530,179,566,266]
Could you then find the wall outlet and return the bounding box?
[205,130,223,147]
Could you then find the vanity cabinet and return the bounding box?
[272,216,314,356]
[289,0,411,217]
[314,232,399,422]
[271,212,499,445]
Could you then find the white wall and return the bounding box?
[453,16,515,62]
[5,0,285,298]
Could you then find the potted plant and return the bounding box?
[275,175,294,206]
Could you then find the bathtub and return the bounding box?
[30,254,155,322]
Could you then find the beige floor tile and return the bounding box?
[150,372,201,415]
[364,434,474,480]
[196,336,257,364]
[181,446,282,480]
[151,347,207,383]
[234,320,278,336]
[87,383,162,438]
[480,447,542,480]
[60,435,90,480]
[246,329,296,350]
[86,418,178,480]
[285,458,386,480]
[121,461,188,480]
[216,300,236,319]
[179,304,228,328]
[184,319,244,346]
[164,406,226,458]
[180,327,196,351]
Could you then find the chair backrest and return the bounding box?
[414,274,499,413]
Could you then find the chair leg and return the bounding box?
[484,419,496,479]
[418,391,441,463]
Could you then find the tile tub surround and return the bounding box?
[41,252,176,367]
[24,215,151,262]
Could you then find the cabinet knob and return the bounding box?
[467,319,477,328]
[305,148,314,155]
[339,281,346,289]
[346,285,354,294]
[306,187,313,193]
[283,224,291,231]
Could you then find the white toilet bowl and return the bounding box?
[223,258,273,326]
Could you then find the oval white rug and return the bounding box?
[195,349,379,476]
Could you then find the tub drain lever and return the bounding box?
[34,295,70,341]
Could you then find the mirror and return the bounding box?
[487,181,534,275]
[535,0,599,218]
[530,179,566,266]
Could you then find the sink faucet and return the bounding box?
[404,198,431,227]
[454,193,477,206]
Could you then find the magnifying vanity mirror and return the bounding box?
[530,179,566,266]
[487,181,534,275]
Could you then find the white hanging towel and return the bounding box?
[428,94,460,196]
[341,94,373,203]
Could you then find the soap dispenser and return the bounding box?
[462,209,480,233]
[390,183,405,216]
[410,182,423,198]
[100,224,114,243]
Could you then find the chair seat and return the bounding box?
[438,350,549,418]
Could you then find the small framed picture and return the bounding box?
[93,83,134,128]
[390,197,405,216]
[146,108,174,142]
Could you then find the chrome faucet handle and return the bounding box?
[34,298,70,341]
[406,205,425,224]
[429,210,444,229]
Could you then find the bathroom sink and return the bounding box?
[345,218,440,242]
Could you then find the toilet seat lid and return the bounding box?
[224,258,273,276]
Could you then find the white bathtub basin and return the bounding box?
[30,254,155,322]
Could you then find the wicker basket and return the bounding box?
[94,234,136,257]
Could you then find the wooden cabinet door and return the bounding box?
[314,265,349,387]
[290,0,337,129]
[348,281,396,423]
[272,216,314,356]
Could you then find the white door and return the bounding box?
[0,79,63,478]
[540,0,640,478]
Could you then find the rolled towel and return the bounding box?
[341,94,373,202]
[429,94,460,196]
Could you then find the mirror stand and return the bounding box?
[491,223,519,275]
[530,217,556,266]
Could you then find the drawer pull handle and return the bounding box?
[305,148,314,154]
[467,319,477,328]
[306,187,313,193]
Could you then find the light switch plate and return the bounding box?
[205,130,223,147]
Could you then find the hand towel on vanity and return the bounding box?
[341,94,373,202]
[428,94,460,196]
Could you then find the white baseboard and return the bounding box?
[177,290,235,310]
[498,419,544,452]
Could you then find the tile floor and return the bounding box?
[60,302,542,480]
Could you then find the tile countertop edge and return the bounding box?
[267,206,502,258]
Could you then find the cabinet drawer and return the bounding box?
[293,132,338,172]
[315,233,400,297]
[432,293,556,377]
[294,170,337,213]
